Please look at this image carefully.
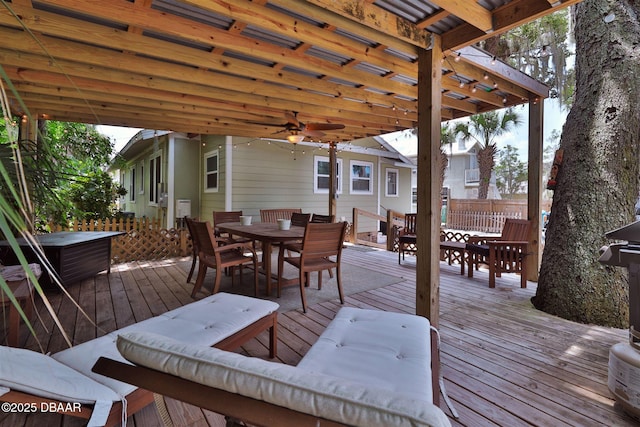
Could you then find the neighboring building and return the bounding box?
[442,139,501,200]
[111,132,414,233]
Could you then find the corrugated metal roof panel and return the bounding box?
[152,0,232,29]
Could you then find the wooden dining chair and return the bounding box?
[186,218,259,298]
[277,222,347,313]
[310,213,335,223]
[290,212,311,227]
[184,216,199,283]
[213,210,253,245]
[260,208,302,223]
[398,213,417,264]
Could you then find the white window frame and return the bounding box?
[385,168,399,197]
[149,152,162,205]
[204,149,219,193]
[350,160,374,195]
[313,156,342,194]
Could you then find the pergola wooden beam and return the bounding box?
[428,1,493,32]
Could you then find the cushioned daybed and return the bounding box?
[94,307,453,427]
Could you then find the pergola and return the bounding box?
[0,0,580,323]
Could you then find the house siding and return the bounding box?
[172,137,200,223]
[114,133,413,232]
[200,135,228,221]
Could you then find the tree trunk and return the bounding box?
[532,0,640,328]
[477,144,496,199]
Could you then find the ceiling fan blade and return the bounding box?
[284,111,301,128]
[304,123,346,131]
[301,129,325,137]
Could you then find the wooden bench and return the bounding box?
[0,293,278,426]
[93,307,455,427]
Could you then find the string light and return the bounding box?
[491,56,497,66]
[483,73,489,81]
[471,85,477,93]
[454,52,461,62]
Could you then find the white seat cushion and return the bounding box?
[0,346,120,426]
[116,331,451,427]
[52,292,278,395]
[297,307,433,402]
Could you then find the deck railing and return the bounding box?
[48,218,191,263]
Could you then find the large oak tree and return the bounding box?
[532,0,640,327]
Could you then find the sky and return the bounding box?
[96,125,142,153]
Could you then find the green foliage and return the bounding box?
[495,145,528,198]
[66,169,127,220]
[454,108,522,150]
[0,119,125,227]
[480,9,574,108]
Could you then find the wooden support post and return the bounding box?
[329,141,337,219]
[416,35,442,327]
[527,99,544,281]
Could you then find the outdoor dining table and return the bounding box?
[216,222,306,295]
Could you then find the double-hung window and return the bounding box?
[149,153,162,204]
[385,168,399,197]
[350,160,373,195]
[130,167,136,202]
[204,150,219,192]
[314,156,342,194]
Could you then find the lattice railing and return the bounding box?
[47,218,191,263]
[111,228,190,263]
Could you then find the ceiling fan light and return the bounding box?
[287,134,305,144]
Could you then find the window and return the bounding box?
[350,160,373,194]
[139,164,144,195]
[130,167,136,202]
[204,150,219,192]
[314,156,342,194]
[385,168,398,197]
[149,154,162,204]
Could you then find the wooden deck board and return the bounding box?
[2,246,636,427]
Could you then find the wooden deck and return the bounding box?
[1,246,636,427]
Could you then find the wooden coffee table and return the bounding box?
[439,241,467,275]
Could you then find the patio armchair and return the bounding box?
[186,218,259,298]
[466,218,532,288]
[398,213,417,264]
[277,221,347,313]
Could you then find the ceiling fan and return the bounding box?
[251,112,345,143]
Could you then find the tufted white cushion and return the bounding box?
[298,307,433,402]
[0,346,120,426]
[53,292,278,394]
[116,332,451,427]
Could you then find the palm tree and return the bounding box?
[439,124,455,191]
[455,108,521,199]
